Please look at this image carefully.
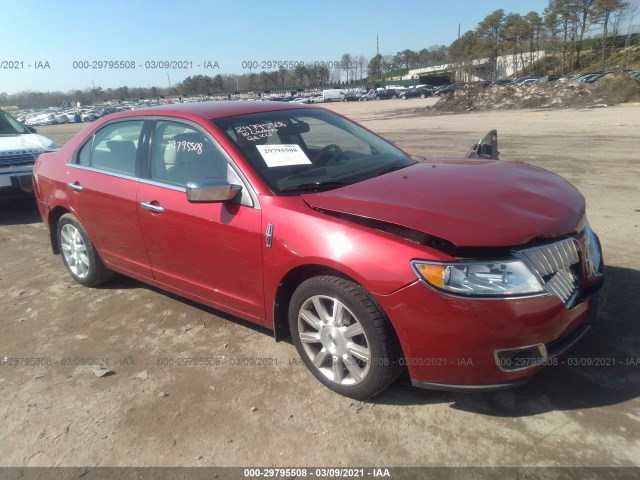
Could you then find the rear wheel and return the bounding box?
[289,276,401,398]
[57,213,113,287]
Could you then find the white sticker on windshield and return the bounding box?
[256,144,312,168]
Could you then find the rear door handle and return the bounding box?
[140,201,165,213]
[67,182,83,191]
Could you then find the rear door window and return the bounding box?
[77,121,144,177]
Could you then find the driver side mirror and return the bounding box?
[185,178,242,203]
[465,130,499,159]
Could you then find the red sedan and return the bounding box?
[33,101,606,398]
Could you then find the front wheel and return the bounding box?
[57,213,114,287]
[289,276,402,398]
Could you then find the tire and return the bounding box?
[289,275,402,398]
[420,93,426,98]
[57,213,114,287]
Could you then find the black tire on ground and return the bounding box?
[57,213,114,287]
[288,275,402,399]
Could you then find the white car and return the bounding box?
[24,112,58,126]
[0,110,58,197]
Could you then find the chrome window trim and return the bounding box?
[66,162,139,182]
[138,177,186,193]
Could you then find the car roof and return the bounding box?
[120,101,310,120]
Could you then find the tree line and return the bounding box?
[451,0,636,80]
[2,0,637,108]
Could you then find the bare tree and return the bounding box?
[575,0,596,69]
[593,0,630,70]
[341,53,352,83]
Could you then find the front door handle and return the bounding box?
[67,182,83,191]
[140,201,165,213]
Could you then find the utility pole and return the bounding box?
[376,34,381,78]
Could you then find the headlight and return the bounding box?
[411,260,545,297]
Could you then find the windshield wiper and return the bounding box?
[279,181,349,193]
[375,163,411,177]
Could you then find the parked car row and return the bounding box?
[267,87,437,103]
[14,106,129,126]
[497,70,639,86]
[569,72,608,83]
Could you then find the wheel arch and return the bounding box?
[48,206,72,254]
[271,264,402,354]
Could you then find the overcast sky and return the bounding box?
[1,0,631,94]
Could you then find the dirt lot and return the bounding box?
[1,99,639,469]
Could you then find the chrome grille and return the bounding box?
[546,268,578,302]
[518,238,580,304]
[0,153,37,167]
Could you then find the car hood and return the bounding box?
[301,159,585,247]
[0,133,58,153]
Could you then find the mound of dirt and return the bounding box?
[432,73,640,112]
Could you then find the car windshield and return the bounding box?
[0,111,30,136]
[213,107,415,195]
